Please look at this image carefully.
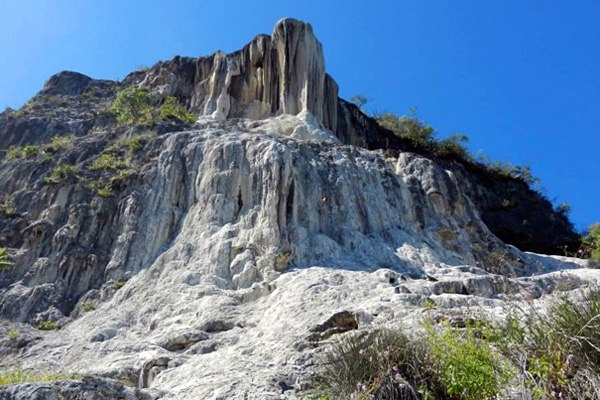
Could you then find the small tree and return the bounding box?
[435,133,470,159]
[110,87,154,124]
[349,94,369,109]
[159,96,195,123]
[375,108,436,150]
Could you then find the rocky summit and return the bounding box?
[0,18,595,399]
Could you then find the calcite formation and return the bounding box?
[0,18,594,400]
[130,18,338,132]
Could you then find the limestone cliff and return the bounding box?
[0,18,593,400]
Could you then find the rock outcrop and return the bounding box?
[0,18,593,400]
[124,18,338,131]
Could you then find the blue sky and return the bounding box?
[1,1,598,232]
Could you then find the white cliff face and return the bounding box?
[135,18,339,131]
[0,18,594,400]
[1,117,596,399]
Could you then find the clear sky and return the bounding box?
[1,1,598,232]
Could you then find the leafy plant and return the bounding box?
[7,327,18,340]
[5,147,22,160]
[373,109,544,188]
[580,223,600,261]
[0,196,17,216]
[488,289,600,399]
[86,167,137,197]
[422,298,437,309]
[36,321,58,330]
[113,278,127,290]
[434,133,470,159]
[315,328,439,400]
[44,163,79,184]
[106,133,153,155]
[81,301,96,312]
[0,369,80,386]
[159,96,195,123]
[426,322,514,400]
[5,144,42,160]
[0,247,11,271]
[45,134,76,152]
[375,108,435,150]
[88,154,129,171]
[110,86,154,124]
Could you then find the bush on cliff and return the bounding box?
[110,87,195,125]
[580,223,600,261]
[0,247,11,270]
[313,288,600,400]
[110,87,154,125]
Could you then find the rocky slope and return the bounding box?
[0,18,595,399]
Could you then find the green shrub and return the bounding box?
[125,135,146,154]
[375,109,435,150]
[0,196,17,216]
[22,144,41,158]
[110,86,154,125]
[45,134,76,152]
[434,133,470,159]
[372,109,545,189]
[159,96,195,123]
[113,278,127,290]
[489,290,600,399]
[0,369,80,386]
[426,322,514,400]
[313,289,600,400]
[5,144,41,160]
[7,327,18,340]
[106,133,153,155]
[485,161,539,186]
[315,328,439,399]
[86,167,137,197]
[44,163,79,184]
[81,301,96,312]
[580,223,600,261]
[36,321,58,330]
[0,247,11,271]
[88,154,129,171]
[5,147,22,160]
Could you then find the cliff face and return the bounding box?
[123,19,338,132]
[334,99,580,254]
[0,18,591,399]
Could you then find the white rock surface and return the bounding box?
[135,18,339,132]
[1,117,598,399]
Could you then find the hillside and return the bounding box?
[0,18,596,400]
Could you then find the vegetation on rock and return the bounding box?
[0,369,80,386]
[580,223,600,261]
[110,87,195,125]
[43,163,80,184]
[313,289,600,400]
[159,96,196,123]
[110,87,154,125]
[0,248,11,271]
[35,321,58,330]
[373,109,539,186]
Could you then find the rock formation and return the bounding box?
[125,18,338,132]
[0,18,594,399]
